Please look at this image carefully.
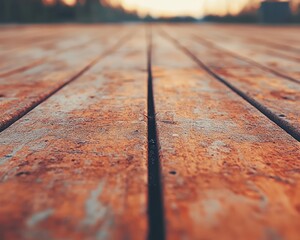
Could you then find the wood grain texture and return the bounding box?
[190,27,300,83]
[0,29,148,240]
[197,29,300,63]
[0,26,121,77]
[203,24,300,56]
[162,26,300,139]
[0,24,299,240]
[0,26,129,131]
[0,25,105,50]
[152,32,300,240]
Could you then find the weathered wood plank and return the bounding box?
[0,26,73,53]
[0,29,148,240]
[203,24,300,42]
[205,26,300,48]
[152,32,300,240]
[162,27,300,140]
[0,26,129,132]
[0,26,120,77]
[203,25,300,56]
[207,29,300,62]
[190,26,300,62]
[190,32,300,84]
[0,25,99,46]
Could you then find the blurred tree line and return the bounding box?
[203,4,258,23]
[204,0,300,23]
[1,0,300,24]
[0,0,141,23]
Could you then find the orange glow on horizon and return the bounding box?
[106,0,261,17]
[44,0,77,6]
[63,0,77,6]
[59,0,299,17]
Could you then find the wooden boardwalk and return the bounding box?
[0,24,299,240]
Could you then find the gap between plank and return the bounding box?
[147,27,165,240]
[192,35,300,85]
[161,30,300,142]
[0,32,133,133]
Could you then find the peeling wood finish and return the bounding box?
[152,33,300,240]
[0,29,148,240]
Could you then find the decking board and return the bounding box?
[0,26,122,77]
[206,24,300,42]
[0,27,78,53]
[0,26,130,132]
[162,27,300,140]
[0,24,299,240]
[191,28,300,83]
[0,29,148,240]
[152,32,300,240]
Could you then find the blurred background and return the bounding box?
[0,0,300,23]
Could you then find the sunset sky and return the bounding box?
[107,0,259,17]
[59,0,261,17]
[60,0,300,17]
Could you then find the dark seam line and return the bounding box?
[161,30,300,142]
[147,27,165,240]
[0,31,133,133]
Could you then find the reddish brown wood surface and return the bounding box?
[0,26,122,77]
[0,24,299,240]
[162,26,300,140]
[189,26,300,83]
[203,24,300,56]
[0,28,148,240]
[0,26,130,131]
[152,32,300,240]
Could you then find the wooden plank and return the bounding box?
[0,25,96,46]
[0,26,129,132]
[222,36,300,63]
[0,25,115,52]
[190,32,300,84]
[162,27,300,140]
[0,25,59,39]
[204,24,300,43]
[0,29,148,240]
[203,25,300,57]
[0,26,119,77]
[151,31,300,240]
[190,26,300,63]
[0,26,71,52]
